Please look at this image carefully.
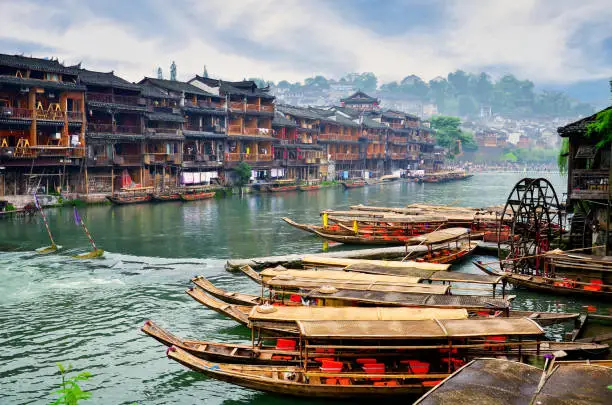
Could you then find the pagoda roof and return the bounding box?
[139,77,214,97]
[341,90,379,104]
[138,83,180,100]
[78,69,141,91]
[0,53,80,76]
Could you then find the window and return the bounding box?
[45,73,59,82]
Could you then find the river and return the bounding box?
[1,172,609,404]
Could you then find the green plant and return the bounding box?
[558,138,569,174]
[5,203,15,211]
[50,363,92,405]
[234,162,252,187]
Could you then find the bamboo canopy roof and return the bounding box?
[296,318,544,339]
[415,358,612,405]
[266,277,450,294]
[304,289,511,309]
[248,306,468,323]
[409,227,470,244]
[343,264,505,285]
[347,204,504,222]
[260,268,421,284]
[301,256,450,271]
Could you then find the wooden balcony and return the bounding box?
[260,104,274,113]
[144,153,169,164]
[243,127,259,135]
[88,92,143,106]
[230,101,244,112]
[89,123,142,134]
[319,133,357,142]
[0,107,34,119]
[184,100,224,110]
[246,103,259,111]
[570,170,610,200]
[331,152,360,161]
[391,136,408,144]
[225,153,273,162]
[391,152,406,160]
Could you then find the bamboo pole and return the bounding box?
[34,194,57,250]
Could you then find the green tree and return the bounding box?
[503,152,518,162]
[234,162,252,187]
[430,116,478,153]
[428,78,450,113]
[380,81,400,93]
[447,70,471,95]
[277,80,291,88]
[470,72,494,104]
[304,75,330,89]
[458,95,478,117]
[400,76,429,100]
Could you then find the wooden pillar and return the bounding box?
[80,94,86,148]
[60,93,69,142]
[84,165,89,194]
[28,89,37,145]
[111,167,114,194]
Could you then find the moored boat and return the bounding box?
[106,191,152,205]
[151,191,181,202]
[297,184,321,191]
[341,179,366,189]
[180,189,216,201]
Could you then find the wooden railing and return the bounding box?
[246,103,259,111]
[318,133,357,141]
[0,107,34,119]
[391,136,408,144]
[331,152,360,160]
[391,152,406,159]
[89,123,114,133]
[228,125,242,134]
[114,155,142,165]
[230,101,244,111]
[66,111,83,121]
[243,127,259,135]
[260,104,274,112]
[225,153,273,162]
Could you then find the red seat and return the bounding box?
[402,360,430,374]
[356,358,378,364]
[374,380,398,386]
[275,338,296,350]
[289,294,302,303]
[315,348,335,354]
[320,360,343,373]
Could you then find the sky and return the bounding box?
[0,0,611,96]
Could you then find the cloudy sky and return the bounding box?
[1,0,611,90]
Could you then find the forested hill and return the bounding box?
[251,71,597,119]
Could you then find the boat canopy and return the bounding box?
[266,277,450,295]
[296,318,544,339]
[409,227,469,244]
[304,288,510,309]
[301,256,451,271]
[344,264,505,285]
[248,306,468,322]
[260,268,423,284]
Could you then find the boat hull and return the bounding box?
[180,191,216,201]
[106,195,151,205]
[298,185,321,191]
[341,182,366,189]
[151,193,181,202]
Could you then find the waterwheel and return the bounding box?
[498,178,562,275]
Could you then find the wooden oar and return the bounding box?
[72,207,104,259]
[401,223,445,262]
[33,193,58,254]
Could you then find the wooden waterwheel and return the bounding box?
[498,178,562,275]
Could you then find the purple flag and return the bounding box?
[73,207,82,226]
[33,193,41,209]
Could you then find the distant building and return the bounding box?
[340,90,380,112]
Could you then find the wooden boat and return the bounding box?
[193,276,578,326]
[418,171,474,184]
[187,287,470,335]
[151,192,181,202]
[281,217,327,235]
[194,274,511,312]
[340,179,366,189]
[474,260,612,300]
[297,184,321,191]
[312,228,419,245]
[414,358,612,405]
[416,241,478,264]
[72,249,104,259]
[141,320,300,365]
[380,174,400,182]
[180,190,215,201]
[571,314,612,350]
[167,318,548,398]
[146,320,607,368]
[106,192,151,205]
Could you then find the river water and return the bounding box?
[1,172,610,404]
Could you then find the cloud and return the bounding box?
[0,0,610,86]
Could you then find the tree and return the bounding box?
[352,72,378,93]
[400,76,429,100]
[470,72,493,104]
[277,80,291,89]
[430,116,478,153]
[428,78,450,113]
[380,81,400,93]
[234,162,252,187]
[503,152,518,162]
[447,70,470,95]
[304,75,330,89]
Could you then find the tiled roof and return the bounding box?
[277,104,322,120]
[140,77,214,97]
[78,69,141,91]
[0,75,86,91]
[0,53,80,75]
[191,76,274,100]
[272,111,297,127]
[139,83,180,99]
[558,107,611,138]
[330,113,359,128]
[362,116,388,129]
